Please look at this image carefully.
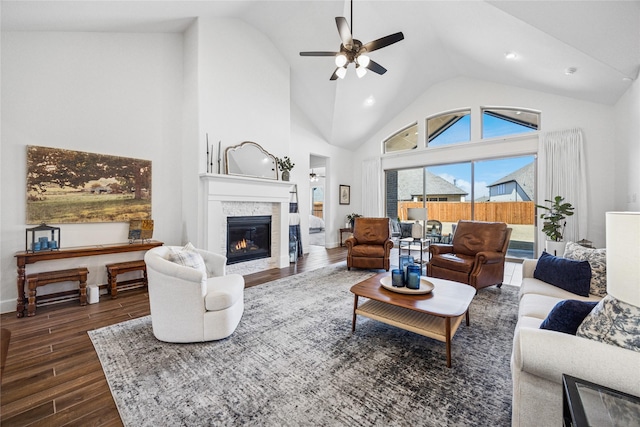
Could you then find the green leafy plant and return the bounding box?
[346,213,362,228]
[536,196,575,241]
[276,156,295,172]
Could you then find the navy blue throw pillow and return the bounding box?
[540,300,598,335]
[533,251,592,297]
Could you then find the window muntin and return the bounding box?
[482,108,539,139]
[427,110,471,147]
[383,122,418,153]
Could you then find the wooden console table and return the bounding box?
[15,240,163,317]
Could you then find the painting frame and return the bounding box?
[26,145,152,224]
[339,185,350,205]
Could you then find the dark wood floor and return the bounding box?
[0,245,347,427]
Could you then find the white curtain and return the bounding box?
[362,158,382,217]
[540,128,588,242]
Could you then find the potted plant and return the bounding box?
[276,156,295,181]
[346,213,362,229]
[536,195,575,256]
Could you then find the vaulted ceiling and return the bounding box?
[3,1,639,150]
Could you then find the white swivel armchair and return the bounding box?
[144,245,244,343]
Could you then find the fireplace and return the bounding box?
[226,216,272,264]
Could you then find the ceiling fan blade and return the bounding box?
[330,68,340,80]
[366,60,387,75]
[300,51,339,57]
[335,17,353,48]
[363,32,404,53]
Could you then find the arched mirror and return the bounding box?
[225,141,278,180]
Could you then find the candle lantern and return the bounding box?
[26,223,60,252]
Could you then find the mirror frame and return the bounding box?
[225,141,278,180]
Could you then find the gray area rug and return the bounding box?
[89,263,518,426]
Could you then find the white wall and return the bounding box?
[614,78,640,211]
[354,77,618,248]
[192,18,291,250]
[290,104,356,251]
[0,32,184,313]
[0,19,296,314]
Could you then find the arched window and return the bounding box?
[383,122,418,153]
[482,108,539,139]
[427,110,471,147]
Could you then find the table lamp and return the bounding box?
[606,211,640,306]
[407,208,428,240]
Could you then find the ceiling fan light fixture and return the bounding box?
[300,3,404,81]
[356,65,367,78]
[357,54,370,68]
[335,53,348,67]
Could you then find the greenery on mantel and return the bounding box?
[276,156,295,172]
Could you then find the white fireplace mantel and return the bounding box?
[200,173,295,270]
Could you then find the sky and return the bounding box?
[428,113,536,199]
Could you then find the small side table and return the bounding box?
[563,374,640,427]
[339,228,353,247]
[398,237,431,266]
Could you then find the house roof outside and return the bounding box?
[397,169,468,200]
[488,162,535,201]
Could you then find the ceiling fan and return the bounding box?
[300,1,404,80]
[309,169,325,182]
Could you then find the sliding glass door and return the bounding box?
[474,156,535,258]
[386,155,536,258]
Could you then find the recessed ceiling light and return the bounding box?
[364,95,375,107]
[504,52,518,60]
[565,67,577,75]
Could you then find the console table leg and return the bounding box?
[16,266,25,318]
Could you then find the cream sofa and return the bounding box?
[511,258,640,427]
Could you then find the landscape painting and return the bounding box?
[27,146,152,224]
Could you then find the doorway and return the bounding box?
[309,155,327,247]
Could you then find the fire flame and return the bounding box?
[235,239,247,250]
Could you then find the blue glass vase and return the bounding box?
[407,264,421,289]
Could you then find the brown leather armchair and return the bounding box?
[345,217,394,271]
[426,220,512,290]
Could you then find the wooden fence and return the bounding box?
[398,201,535,225]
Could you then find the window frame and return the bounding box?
[481,107,541,140]
[383,122,419,154]
[426,108,471,147]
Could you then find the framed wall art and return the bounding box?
[26,145,152,224]
[339,185,350,205]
